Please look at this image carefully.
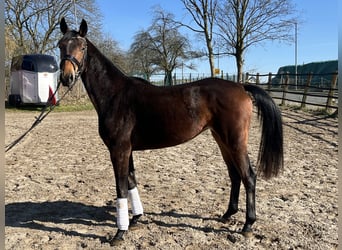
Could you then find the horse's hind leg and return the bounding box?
[211,131,256,235]
[240,155,256,235]
[221,163,241,221]
[211,132,242,221]
[127,154,144,226]
[223,152,256,235]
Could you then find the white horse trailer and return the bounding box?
[9,54,59,106]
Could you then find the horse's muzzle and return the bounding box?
[59,72,74,87]
[59,56,81,87]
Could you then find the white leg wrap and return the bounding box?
[116,198,129,230]
[128,187,144,215]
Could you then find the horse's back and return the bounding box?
[131,77,249,106]
[129,77,252,150]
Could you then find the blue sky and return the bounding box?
[95,0,338,75]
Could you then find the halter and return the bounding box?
[60,36,87,86]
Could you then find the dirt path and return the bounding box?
[5,108,338,249]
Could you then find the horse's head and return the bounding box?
[58,17,88,87]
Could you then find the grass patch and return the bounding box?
[53,102,94,112]
[5,101,94,113]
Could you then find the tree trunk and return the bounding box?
[208,46,215,77]
[206,35,215,77]
[164,71,173,86]
[235,52,244,83]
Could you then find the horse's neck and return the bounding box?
[81,39,128,114]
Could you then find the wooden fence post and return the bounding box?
[267,72,272,92]
[256,73,260,85]
[281,72,289,106]
[300,73,313,109]
[326,71,338,112]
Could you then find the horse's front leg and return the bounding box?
[108,144,131,245]
[127,154,144,227]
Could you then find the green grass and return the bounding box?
[5,101,94,113]
[53,102,94,112]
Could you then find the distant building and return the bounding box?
[272,60,338,89]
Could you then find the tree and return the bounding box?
[5,0,102,56]
[180,0,218,77]
[216,0,296,82]
[140,7,193,86]
[96,33,129,73]
[128,31,159,81]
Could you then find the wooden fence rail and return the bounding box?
[170,71,338,113]
[245,71,338,113]
[152,71,338,113]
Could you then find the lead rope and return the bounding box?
[5,82,75,152]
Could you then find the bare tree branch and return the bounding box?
[129,7,193,85]
[180,0,218,76]
[216,0,297,82]
[5,0,102,55]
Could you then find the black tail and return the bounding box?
[244,84,284,179]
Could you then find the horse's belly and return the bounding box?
[132,121,208,150]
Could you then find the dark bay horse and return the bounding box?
[58,18,283,245]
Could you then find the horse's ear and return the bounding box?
[60,17,68,34]
[79,19,88,37]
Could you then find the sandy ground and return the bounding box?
[5,107,338,249]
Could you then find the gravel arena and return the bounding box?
[5,106,338,249]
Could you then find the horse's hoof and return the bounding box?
[220,217,228,223]
[220,216,230,223]
[129,214,143,230]
[131,214,142,225]
[241,230,253,238]
[241,224,253,238]
[109,238,124,247]
[220,210,237,223]
[108,230,125,246]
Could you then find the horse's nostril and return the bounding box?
[60,73,73,86]
[69,75,74,82]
